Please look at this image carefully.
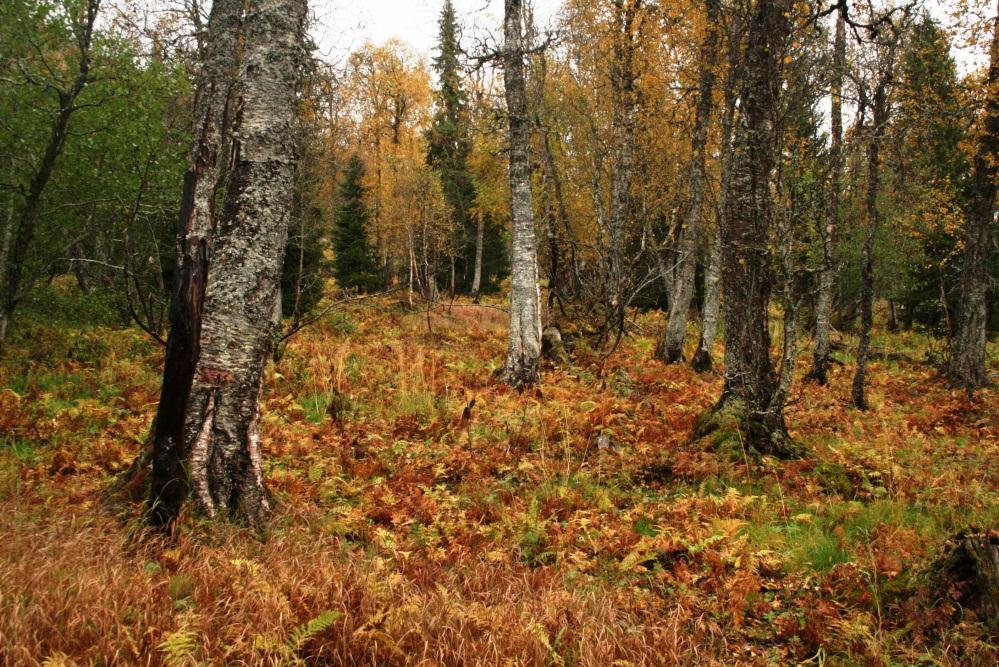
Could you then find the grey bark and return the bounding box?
[692,222,722,372]
[146,0,244,527]
[949,0,999,390]
[471,208,484,302]
[501,0,542,387]
[807,8,845,386]
[657,0,720,364]
[0,0,100,352]
[181,0,307,527]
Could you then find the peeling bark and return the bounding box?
[181,0,306,528]
[147,0,244,528]
[501,0,542,387]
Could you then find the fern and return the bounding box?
[253,609,341,665]
[159,628,200,667]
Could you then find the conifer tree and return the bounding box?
[332,156,380,293]
[426,0,507,294]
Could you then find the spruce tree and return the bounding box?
[332,156,380,293]
[426,0,507,294]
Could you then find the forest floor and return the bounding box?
[0,282,997,666]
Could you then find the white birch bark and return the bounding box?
[501,0,542,386]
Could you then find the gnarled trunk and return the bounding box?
[501,0,542,387]
[147,0,244,527]
[698,0,797,458]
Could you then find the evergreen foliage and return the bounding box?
[332,156,381,293]
[426,0,507,294]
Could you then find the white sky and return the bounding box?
[309,0,564,63]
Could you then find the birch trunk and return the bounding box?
[692,223,722,372]
[501,0,542,387]
[147,0,244,527]
[657,0,719,363]
[807,8,844,385]
[949,0,999,390]
[174,0,306,528]
[696,0,797,458]
[470,208,484,302]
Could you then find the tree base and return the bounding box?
[690,348,713,373]
[693,399,802,461]
[654,339,684,365]
[929,530,999,632]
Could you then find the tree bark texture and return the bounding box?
[502,0,542,387]
[605,0,642,335]
[172,0,306,528]
[657,0,719,364]
[808,8,845,386]
[147,0,244,527]
[706,0,796,457]
[0,0,99,351]
[949,0,999,390]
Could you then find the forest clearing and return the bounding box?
[1,0,998,664]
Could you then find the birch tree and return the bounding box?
[152,0,308,528]
[656,0,720,364]
[147,0,244,527]
[501,0,542,387]
[806,6,845,386]
[695,0,799,458]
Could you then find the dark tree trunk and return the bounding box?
[949,1,999,390]
[697,0,797,458]
[501,0,542,387]
[657,0,719,364]
[147,0,244,528]
[0,0,99,351]
[604,0,642,336]
[807,7,844,386]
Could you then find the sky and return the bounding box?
[309,0,564,63]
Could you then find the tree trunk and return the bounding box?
[949,1,999,390]
[657,0,719,364]
[470,208,484,302]
[605,0,642,336]
[807,8,844,386]
[696,0,797,458]
[181,0,306,528]
[501,0,542,387]
[853,47,896,411]
[692,223,722,372]
[147,0,244,528]
[0,0,99,352]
